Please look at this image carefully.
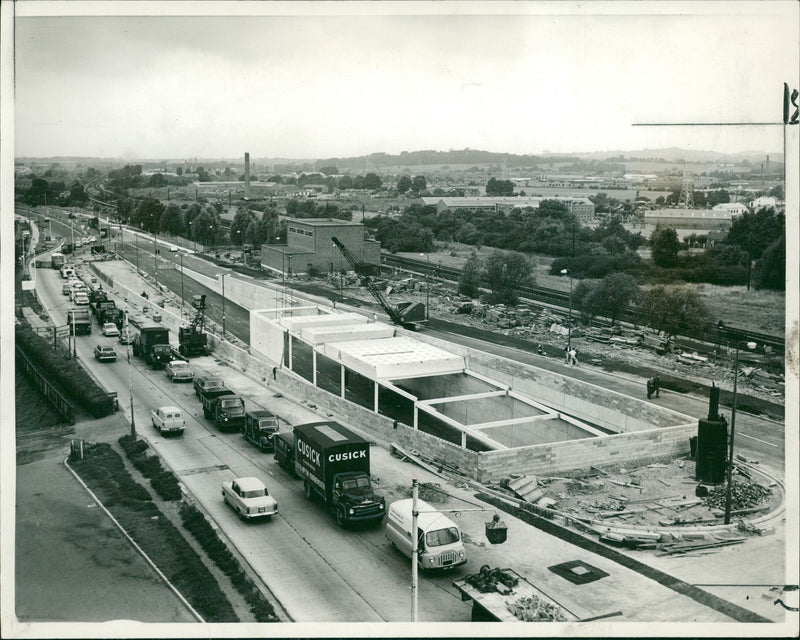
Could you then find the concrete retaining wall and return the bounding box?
[180,266,293,312]
[475,423,696,482]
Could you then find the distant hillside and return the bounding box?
[574,147,782,164]
[314,149,579,171]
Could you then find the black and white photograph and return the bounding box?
[1,1,798,637]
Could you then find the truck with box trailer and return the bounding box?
[293,421,386,527]
[66,308,92,335]
[130,320,172,369]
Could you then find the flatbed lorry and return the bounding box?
[293,421,386,527]
[199,388,245,431]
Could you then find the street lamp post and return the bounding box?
[153,225,159,289]
[561,269,573,354]
[125,304,136,438]
[723,340,756,524]
[420,253,430,321]
[180,253,185,319]
[221,273,227,337]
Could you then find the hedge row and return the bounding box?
[70,442,238,622]
[180,502,278,622]
[16,324,114,417]
[118,435,182,501]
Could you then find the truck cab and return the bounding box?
[242,410,280,451]
[214,395,246,431]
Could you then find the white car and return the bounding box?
[221,477,278,520]
[73,293,90,306]
[101,322,120,337]
[165,359,194,383]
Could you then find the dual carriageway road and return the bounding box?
[22,211,787,625]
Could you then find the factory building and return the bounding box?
[260,218,381,276]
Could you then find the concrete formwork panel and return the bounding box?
[322,337,465,380]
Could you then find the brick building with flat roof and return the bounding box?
[260,218,380,276]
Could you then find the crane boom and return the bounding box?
[331,237,426,329]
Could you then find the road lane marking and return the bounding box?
[738,433,779,447]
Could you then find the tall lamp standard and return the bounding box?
[179,253,185,319]
[560,268,573,353]
[219,273,227,337]
[723,340,756,524]
[153,219,159,289]
[419,253,431,321]
[124,303,136,438]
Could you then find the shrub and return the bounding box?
[132,453,164,479]
[150,470,182,501]
[16,324,115,417]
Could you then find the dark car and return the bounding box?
[94,345,117,362]
[194,375,226,397]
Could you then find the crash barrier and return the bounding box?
[16,345,76,425]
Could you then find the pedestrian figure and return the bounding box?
[654,374,661,398]
[569,348,578,366]
[537,344,544,356]
[564,345,570,364]
[646,377,655,399]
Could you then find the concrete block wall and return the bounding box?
[432,393,542,426]
[405,329,692,433]
[476,423,696,482]
[398,372,496,401]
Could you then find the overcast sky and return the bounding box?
[11,1,799,160]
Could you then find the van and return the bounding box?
[385,498,466,570]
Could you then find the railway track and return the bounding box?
[380,252,785,353]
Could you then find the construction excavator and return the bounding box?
[178,294,210,357]
[331,236,427,330]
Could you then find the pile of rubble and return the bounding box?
[704,480,773,511]
[488,458,781,549]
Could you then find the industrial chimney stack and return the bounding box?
[244,152,251,197]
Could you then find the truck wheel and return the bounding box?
[303,481,313,500]
[336,506,347,527]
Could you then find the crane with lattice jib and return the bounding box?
[331,237,427,330]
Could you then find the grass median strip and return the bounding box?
[118,434,279,622]
[70,441,238,622]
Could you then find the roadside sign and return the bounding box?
[21,280,36,291]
